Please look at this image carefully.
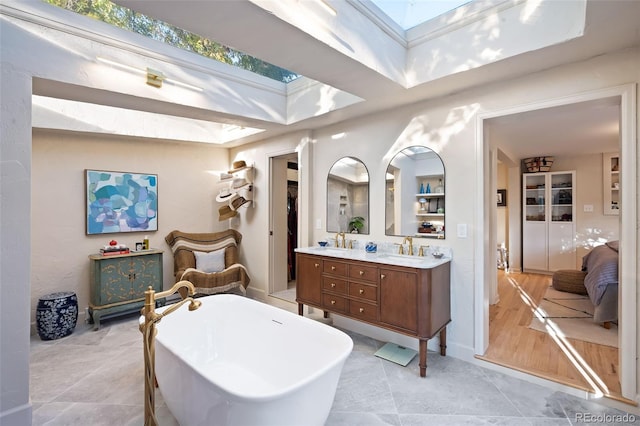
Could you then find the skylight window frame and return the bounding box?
[42,0,301,84]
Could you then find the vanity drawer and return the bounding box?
[349,282,377,302]
[349,300,377,322]
[349,264,378,283]
[323,293,348,313]
[322,277,348,295]
[324,260,348,276]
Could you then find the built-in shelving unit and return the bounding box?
[603,152,619,215]
[416,174,445,238]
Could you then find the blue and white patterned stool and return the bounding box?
[36,292,78,340]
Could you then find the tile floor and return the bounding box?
[31,304,639,426]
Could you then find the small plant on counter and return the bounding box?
[348,216,365,233]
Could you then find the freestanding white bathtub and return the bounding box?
[152,294,353,426]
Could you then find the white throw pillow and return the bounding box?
[193,249,225,273]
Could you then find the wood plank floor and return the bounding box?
[481,270,621,398]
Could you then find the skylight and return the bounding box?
[370,0,471,30]
[43,0,300,83]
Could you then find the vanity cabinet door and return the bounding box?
[296,254,323,306]
[379,268,418,333]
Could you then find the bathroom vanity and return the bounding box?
[295,247,451,377]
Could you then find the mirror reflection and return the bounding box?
[385,146,445,239]
[327,157,369,234]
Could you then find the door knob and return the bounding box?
[359,307,364,313]
[359,289,364,294]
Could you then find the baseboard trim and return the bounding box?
[0,402,32,426]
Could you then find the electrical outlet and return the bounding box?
[457,223,467,238]
[583,204,594,212]
[315,219,322,229]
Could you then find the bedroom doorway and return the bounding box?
[476,85,637,403]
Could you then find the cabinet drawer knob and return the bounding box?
[331,283,336,288]
[381,274,386,279]
[331,300,336,305]
[359,289,364,294]
[359,307,364,313]
[359,270,364,276]
[314,263,319,268]
[331,266,336,271]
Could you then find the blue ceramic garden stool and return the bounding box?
[36,291,78,340]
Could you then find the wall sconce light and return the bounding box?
[97,57,203,92]
[146,68,165,88]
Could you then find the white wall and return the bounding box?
[552,153,620,266]
[30,131,229,326]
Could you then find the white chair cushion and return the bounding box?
[193,249,225,273]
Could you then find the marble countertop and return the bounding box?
[295,246,451,269]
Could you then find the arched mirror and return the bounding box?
[385,146,445,239]
[327,157,369,234]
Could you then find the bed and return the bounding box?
[581,240,619,325]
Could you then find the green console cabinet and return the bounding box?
[88,249,164,330]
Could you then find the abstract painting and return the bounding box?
[86,170,158,235]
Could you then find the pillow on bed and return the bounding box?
[193,249,226,273]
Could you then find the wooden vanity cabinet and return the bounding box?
[296,254,323,307]
[296,252,451,377]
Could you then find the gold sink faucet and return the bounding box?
[418,245,430,257]
[336,232,346,248]
[403,236,414,256]
[140,281,201,426]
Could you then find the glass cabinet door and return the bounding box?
[524,174,546,222]
[550,172,573,222]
